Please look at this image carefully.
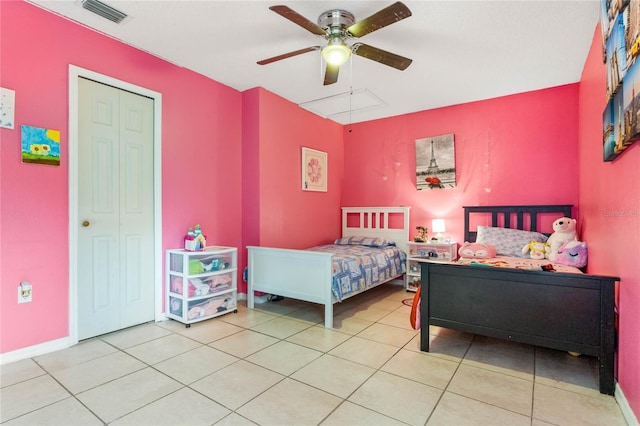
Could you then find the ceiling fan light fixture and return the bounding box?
[322,40,351,66]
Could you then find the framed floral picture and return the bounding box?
[301,147,327,192]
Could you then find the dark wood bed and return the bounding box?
[419,205,619,395]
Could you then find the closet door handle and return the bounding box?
[82,220,90,227]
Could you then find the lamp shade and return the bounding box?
[322,39,351,66]
[432,219,446,233]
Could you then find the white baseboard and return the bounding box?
[0,337,70,365]
[616,383,640,425]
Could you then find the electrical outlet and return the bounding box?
[18,281,32,303]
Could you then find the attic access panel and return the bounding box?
[299,88,387,121]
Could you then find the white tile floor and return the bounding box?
[0,284,628,425]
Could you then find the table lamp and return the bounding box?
[432,219,446,242]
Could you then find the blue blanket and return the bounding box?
[308,244,406,302]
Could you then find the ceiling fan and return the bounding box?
[257,2,413,85]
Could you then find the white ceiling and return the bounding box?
[27,0,601,124]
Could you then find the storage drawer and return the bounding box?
[411,245,456,261]
[168,272,234,297]
[408,260,421,274]
[169,250,233,274]
[186,294,236,321]
[169,295,183,317]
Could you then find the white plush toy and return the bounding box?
[546,217,578,261]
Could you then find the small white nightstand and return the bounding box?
[405,241,458,292]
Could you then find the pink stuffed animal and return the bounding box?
[458,242,497,259]
[553,240,588,268]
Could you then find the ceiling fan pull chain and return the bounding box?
[348,87,353,132]
[349,55,354,131]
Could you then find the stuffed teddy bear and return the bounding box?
[522,240,549,260]
[553,240,588,268]
[458,242,497,259]
[546,217,577,261]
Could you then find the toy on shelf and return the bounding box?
[414,226,428,242]
[184,224,207,251]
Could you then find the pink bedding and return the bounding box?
[456,256,582,274]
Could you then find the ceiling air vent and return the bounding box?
[81,0,127,23]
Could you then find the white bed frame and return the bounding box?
[247,206,410,328]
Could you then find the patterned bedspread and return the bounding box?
[308,244,406,302]
[456,256,582,274]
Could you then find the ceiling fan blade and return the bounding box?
[257,46,321,65]
[269,5,326,36]
[323,64,340,85]
[347,1,412,38]
[352,43,412,70]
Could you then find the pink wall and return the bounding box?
[240,89,261,293]
[242,87,345,253]
[0,1,243,353]
[579,25,640,416]
[342,84,581,240]
[2,2,637,418]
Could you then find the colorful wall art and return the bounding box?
[302,147,327,192]
[0,87,15,129]
[21,125,61,166]
[601,0,640,161]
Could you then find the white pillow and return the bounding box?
[475,226,548,258]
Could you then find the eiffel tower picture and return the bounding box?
[426,140,440,175]
[415,134,456,190]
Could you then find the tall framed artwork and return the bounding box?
[601,0,640,161]
[301,147,327,192]
[415,134,456,190]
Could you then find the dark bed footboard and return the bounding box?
[419,262,618,395]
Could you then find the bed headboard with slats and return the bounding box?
[464,205,573,242]
[342,207,411,254]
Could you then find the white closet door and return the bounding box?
[77,78,154,340]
